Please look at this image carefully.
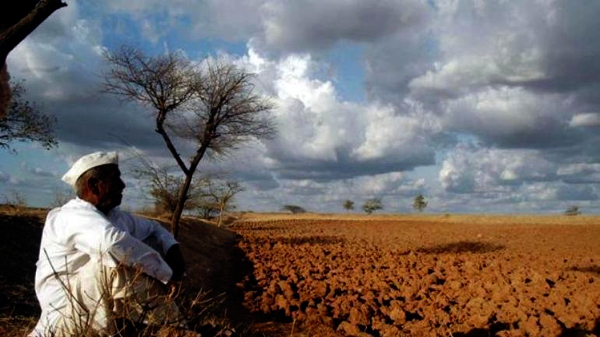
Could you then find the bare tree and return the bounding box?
[199,179,244,227]
[1,81,56,150]
[133,162,209,215]
[103,46,275,238]
[52,187,73,208]
[1,189,28,215]
[0,0,67,117]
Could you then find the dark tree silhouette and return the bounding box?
[343,199,354,212]
[282,205,307,214]
[0,81,56,150]
[413,194,428,212]
[0,0,67,118]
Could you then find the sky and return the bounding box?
[2,0,600,214]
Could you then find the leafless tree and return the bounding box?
[133,157,243,226]
[103,46,275,238]
[132,161,209,216]
[0,0,67,118]
[52,186,73,208]
[0,81,56,150]
[200,179,244,227]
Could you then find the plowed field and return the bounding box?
[231,215,600,336]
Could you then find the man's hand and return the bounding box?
[165,244,186,282]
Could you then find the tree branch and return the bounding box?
[155,117,190,175]
[0,0,67,65]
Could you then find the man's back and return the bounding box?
[32,198,176,336]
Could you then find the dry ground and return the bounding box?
[2,209,600,336]
[232,213,600,336]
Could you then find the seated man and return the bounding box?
[29,151,187,337]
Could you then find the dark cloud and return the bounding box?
[555,184,598,201]
[259,0,429,53]
[363,1,600,157]
[528,1,600,94]
[272,153,434,181]
[232,171,279,191]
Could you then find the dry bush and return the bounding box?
[1,190,28,216]
[565,205,581,216]
[51,188,73,208]
[281,205,306,214]
[27,256,237,337]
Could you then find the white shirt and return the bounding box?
[32,198,178,335]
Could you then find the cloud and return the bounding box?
[439,144,558,194]
[557,163,600,184]
[439,87,583,148]
[365,1,600,154]
[569,113,600,128]
[235,50,440,180]
[23,164,57,178]
[256,0,429,53]
[5,0,600,213]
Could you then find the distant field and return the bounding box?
[238,211,600,225]
[231,215,600,336]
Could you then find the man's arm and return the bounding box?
[112,210,185,281]
[111,210,179,255]
[165,244,186,282]
[69,214,174,284]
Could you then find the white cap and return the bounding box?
[61,151,119,186]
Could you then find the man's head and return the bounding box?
[62,152,126,214]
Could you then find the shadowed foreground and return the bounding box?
[0,208,258,336]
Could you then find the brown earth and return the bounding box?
[231,216,600,336]
[3,209,600,337]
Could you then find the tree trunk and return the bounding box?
[0,0,67,65]
[217,201,225,227]
[170,144,209,239]
[0,0,66,118]
[170,171,193,239]
[0,63,9,118]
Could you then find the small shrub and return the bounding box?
[565,205,581,216]
[1,190,28,216]
[282,205,306,214]
[362,198,383,214]
[342,200,354,212]
[412,194,428,212]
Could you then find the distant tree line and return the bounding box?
[339,194,429,214]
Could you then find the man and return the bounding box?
[29,151,187,337]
